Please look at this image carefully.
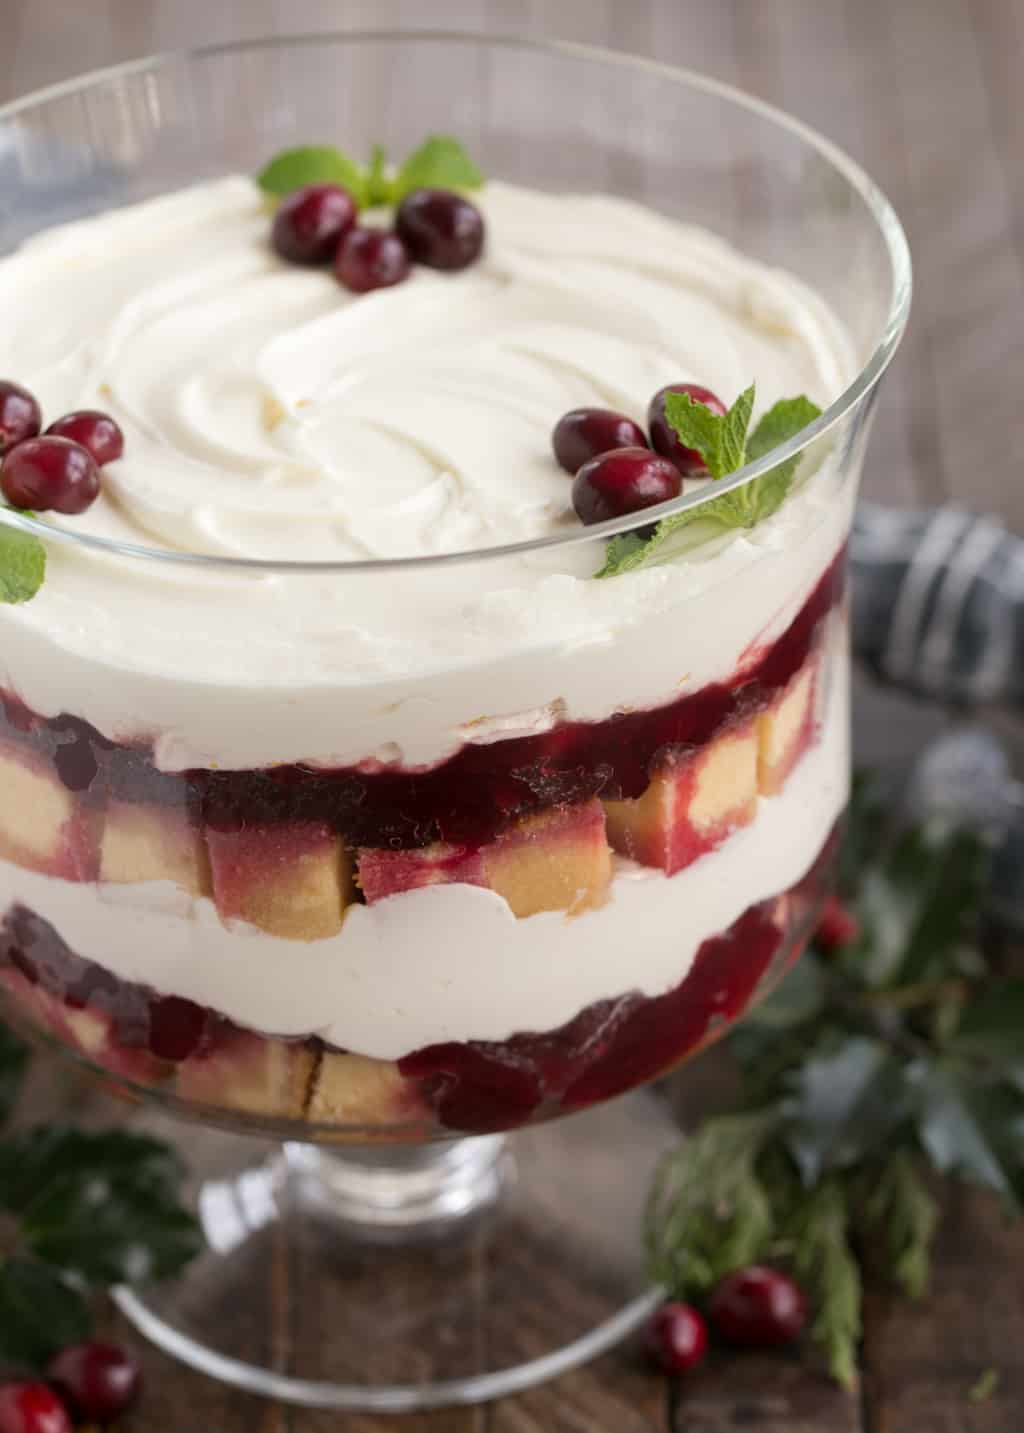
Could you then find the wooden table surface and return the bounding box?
[3,1,1024,1430]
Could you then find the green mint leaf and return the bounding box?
[861,1151,939,1300]
[257,146,368,206]
[596,387,820,578]
[0,1258,91,1369]
[0,1126,200,1286]
[391,134,484,202]
[365,143,392,206]
[663,384,754,480]
[0,518,45,604]
[786,1179,862,1390]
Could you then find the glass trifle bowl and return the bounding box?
[0,32,909,1410]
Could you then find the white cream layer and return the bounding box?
[0,178,855,771]
[0,654,848,1060]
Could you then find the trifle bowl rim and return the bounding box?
[0,26,911,575]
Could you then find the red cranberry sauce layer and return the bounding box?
[0,825,836,1134]
[0,549,845,852]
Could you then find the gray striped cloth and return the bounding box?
[852,502,1021,706]
[851,501,1024,927]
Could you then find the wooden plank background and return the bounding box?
[2,2,1024,1431]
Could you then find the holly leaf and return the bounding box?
[950,980,1024,1065]
[850,825,988,989]
[391,134,484,202]
[257,145,368,206]
[783,1037,912,1185]
[0,1024,28,1125]
[0,1127,200,1286]
[917,1066,1024,1211]
[0,1258,90,1369]
[0,520,46,604]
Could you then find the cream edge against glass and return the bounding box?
[0,174,853,1135]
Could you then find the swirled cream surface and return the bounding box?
[0,178,853,769]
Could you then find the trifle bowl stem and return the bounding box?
[111,1099,676,1410]
[0,29,908,1410]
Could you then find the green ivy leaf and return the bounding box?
[391,134,485,202]
[257,145,369,206]
[0,519,46,604]
[0,1258,90,1369]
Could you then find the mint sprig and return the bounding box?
[646,775,1024,1388]
[0,515,46,604]
[257,134,485,208]
[597,387,821,578]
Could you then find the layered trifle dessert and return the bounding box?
[0,150,853,1137]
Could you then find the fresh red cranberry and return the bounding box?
[0,436,100,514]
[271,183,357,265]
[394,188,485,271]
[335,227,411,293]
[814,895,860,951]
[0,380,42,455]
[708,1266,807,1348]
[47,1341,141,1424]
[0,1382,71,1433]
[648,383,727,475]
[645,1302,709,1374]
[46,410,124,466]
[571,447,681,526]
[551,408,648,475]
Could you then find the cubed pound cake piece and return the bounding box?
[308,1051,425,1129]
[207,821,352,940]
[603,723,759,875]
[0,741,98,879]
[100,801,211,895]
[757,656,819,796]
[176,1032,315,1119]
[359,800,612,917]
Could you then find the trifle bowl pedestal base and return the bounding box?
[113,1090,678,1411]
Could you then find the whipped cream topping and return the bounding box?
[0,178,855,769]
[0,642,848,1059]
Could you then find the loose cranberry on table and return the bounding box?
[394,188,485,270]
[645,1302,709,1374]
[46,410,124,467]
[815,894,860,951]
[47,1341,142,1424]
[0,436,101,514]
[648,382,727,475]
[0,1381,71,1433]
[335,226,411,293]
[0,380,42,455]
[551,407,648,475]
[571,447,681,526]
[271,182,357,265]
[708,1265,807,1348]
